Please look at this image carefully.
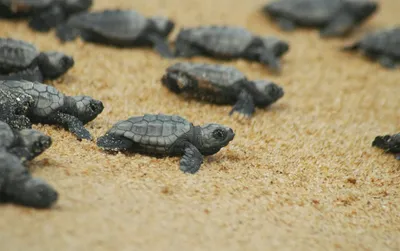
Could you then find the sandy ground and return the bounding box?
[0,0,399,250]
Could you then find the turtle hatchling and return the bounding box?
[0,88,34,130]
[173,25,289,72]
[0,0,93,32]
[0,80,104,140]
[97,114,235,174]
[262,0,378,37]
[0,121,52,163]
[162,62,284,118]
[372,133,400,160]
[342,26,400,69]
[56,9,175,58]
[0,151,58,208]
[0,37,74,82]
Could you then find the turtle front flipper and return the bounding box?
[147,33,174,58]
[275,17,296,31]
[97,134,133,152]
[28,5,66,32]
[46,112,92,141]
[179,143,204,174]
[0,66,44,82]
[259,52,281,73]
[319,13,355,37]
[229,90,255,118]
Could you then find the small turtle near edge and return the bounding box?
[0,0,93,32]
[342,26,400,69]
[0,121,52,163]
[161,62,284,118]
[0,151,58,209]
[0,80,104,141]
[0,37,74,82]
[173,25,289,72]
[56,9,175,58]
[262,0,378,37]
[97,114,235,174]
[0,88,34,130]
[372,133,400,160]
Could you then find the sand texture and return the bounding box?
[0,0,399,250]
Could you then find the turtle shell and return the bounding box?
[107,114,192,153]
[0,38,39,73]
[66,9,149,41]
[167,62,247,90]
[264,0,342,25]
[358,27,400,58]
[0,121,14,149]
[179,26,254,56]
[0,80,64,117]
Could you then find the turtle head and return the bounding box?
[18,129,52,161]
[249,80,284,108]
[372,134,400,153]
[197,124,235,155]
[63,0,93,14]
[37,51,75,80]
[67,96,104,124]
[262,37,290,57]
[150,16,175,37]
[12,177,59,209]
[346,0,378,23]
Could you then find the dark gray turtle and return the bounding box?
[0,151,58,208]
[161,62,284,118]
[55,9,175,58]
[97,114,235,174]
[0,88,34,130]
[0,37,74,82]
[372,133,400,160]
[0,121,52,163]
[173,25,289,72]
[0,0,92,32]
[0,80,104,140]
[342,26,400,69]
[262,0,378,37]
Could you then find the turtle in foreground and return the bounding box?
[0,151,58,208]
[55,9,175,58]
[262,0,378,37]
[173,25,289,72]
[0,37,74,82]
[372,133,400,160]
[0,0,93,32]
[0,88,34,130]
[0,80,104,140]
[0,121,52,163]
[342,26,400,69]
[97,114,235,174]
[162,62,284,118]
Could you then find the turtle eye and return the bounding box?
[212,129,226,140]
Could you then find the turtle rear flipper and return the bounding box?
[97,134,133,151]
[147,33,174,58]
[56,23,81,42]
[28,5,66,32]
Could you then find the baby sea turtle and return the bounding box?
[173,25,289,72]
[0,37,74,82]
[342,26,400,69]
[161,62,284,118]
[0,121,52,163]
[0,151,58,208]
[0,80,104,140]
[97,114,235,174]
[55,9,175,58]
[262,0,378,37]
[0,0,93,32]
[372,133,400,160]
[0,88,34,130]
